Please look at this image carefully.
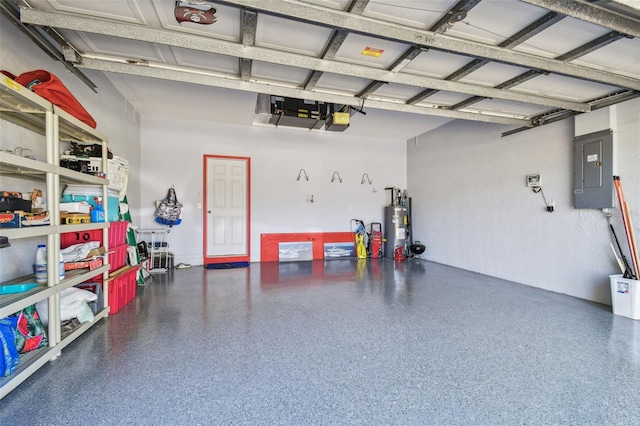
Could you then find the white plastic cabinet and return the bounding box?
[0,77,112,398]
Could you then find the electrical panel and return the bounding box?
[573,129,614,209]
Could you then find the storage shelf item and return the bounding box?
[0,75,112,399]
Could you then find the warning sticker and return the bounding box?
[586,154,598,162]
[362,47,384,57]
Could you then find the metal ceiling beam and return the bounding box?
[240,58,252,81]
[75,56,532,126]
[240,9,257,82]
[501,89,640,136]
[303,29,348,89]
[495,70,546,89]
[498,12,564,48]
[450,70,545,110]
[414,12,563,103]
[450,96,485,110]
[321,29,349,60]
[388,45,425,72]
[346,0,369,15]
[357,81,387,98]
[19,8,591,112]
[0,1,96,91]
[214,0,640,90]
[521,0,640,37]
[302,0,365,90]
[407,89,439,105]
[555,31,627,62]
[302,70,323,90]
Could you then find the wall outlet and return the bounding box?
[527,174,541,188]
[546,201,555,213]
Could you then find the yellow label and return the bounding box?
[362,47,384,57]
[4,77,21,91]
[333,112,349,125]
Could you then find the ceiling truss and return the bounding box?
[13,0,640,132]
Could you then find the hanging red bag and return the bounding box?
[14,70,97,128]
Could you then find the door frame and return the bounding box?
[202,154,251,265]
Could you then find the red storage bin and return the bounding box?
[108,221,128,246]
[60,221,128,248]
[108,244,129,273]
[107,265,138,314]
[61,229,102,249]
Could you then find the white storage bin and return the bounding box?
[59,202,91,214]
[610,274,640,320]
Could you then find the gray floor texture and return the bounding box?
[1,259,639,425]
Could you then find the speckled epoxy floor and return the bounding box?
[1,259,639,425]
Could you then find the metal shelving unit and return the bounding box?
[0,76,111,399]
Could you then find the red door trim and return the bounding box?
[203,155,251,265]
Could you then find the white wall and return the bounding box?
[407,98,640,304]
[0,15,140,282]
[140,115,407,265]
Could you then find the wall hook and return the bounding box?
[331,171,342,183]
[296,169,309,181]
[361,173,372,185]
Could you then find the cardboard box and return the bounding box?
[64,246,107,271]
[0,212,21,228]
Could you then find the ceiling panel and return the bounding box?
[155,1,242,42]
[300,0,352,12]
[401,50,476,79]
[371,83,425,102]
[513,17,613,59]
[333,33,412,69]
[513,74,618,101]
[416,91,472,107]
[71,33,168,63]
[573,37,640,78]
[314,72,370,95]
[255,14,332,57]
[172,49,239,75]
[462,99,552,117]
[250,61,310,86]
[363,0,456,30]
[458,62,531,87]
[30,0,147,24]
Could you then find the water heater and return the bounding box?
[384,206,408,258]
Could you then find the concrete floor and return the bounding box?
[1,259,639,425]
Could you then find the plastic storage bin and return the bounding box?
[108,221,128,246]
[62,185,119,221]
[610,274,640,320]
[109,244,129,273]
[107,265,138,314]
[76,283,104,314]
[60,220,128,248]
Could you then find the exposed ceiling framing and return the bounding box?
[6,0,640,135]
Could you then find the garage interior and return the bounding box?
[1,0,639,423]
